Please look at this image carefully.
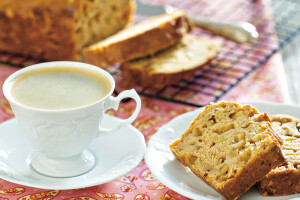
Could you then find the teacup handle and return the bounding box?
[99,89,141,134]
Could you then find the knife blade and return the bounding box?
[136,1,168,16]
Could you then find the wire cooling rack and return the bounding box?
[1,0,300,107]
[112,0,300,107]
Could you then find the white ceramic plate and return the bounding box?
[0,114,146,190]
[145,101,300,200]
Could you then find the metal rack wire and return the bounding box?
[120,0,300,107]
[1,0,300,107]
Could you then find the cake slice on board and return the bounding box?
[83,10,193,68]
[258,114,300,196]
[121,34,221,88]
[170,101,285,200]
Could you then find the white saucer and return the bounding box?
[145,101,300,200]
[0,114,146,190]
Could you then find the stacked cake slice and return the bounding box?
[258,114,300,196]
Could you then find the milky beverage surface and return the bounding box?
[10,66,111,110]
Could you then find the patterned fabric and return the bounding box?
[0,51,290,199]
[0,0,290,199]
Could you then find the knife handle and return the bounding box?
[190,16,259,43]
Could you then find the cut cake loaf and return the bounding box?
[0,0,135,61]
[258,114,300,196]
[121,34,221,88]
[170,101,285,200]
[83,10,193,68]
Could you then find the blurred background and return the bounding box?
[1,0,300,107]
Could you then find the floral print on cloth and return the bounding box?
[0,51,290,200]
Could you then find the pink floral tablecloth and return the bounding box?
[0,0,292,199]
[0,52,290,200]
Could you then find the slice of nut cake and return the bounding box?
[258,114,300,196]
[120,34,221,89]
[84,10,193,68]
[170,101,285,200]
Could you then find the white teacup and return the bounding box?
[3,61,141,177]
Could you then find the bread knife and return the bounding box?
[136,1,259,43]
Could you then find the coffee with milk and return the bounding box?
[10,66,111,110]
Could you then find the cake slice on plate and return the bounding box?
[170,101,285,200]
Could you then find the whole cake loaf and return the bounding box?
[121,34,221,88]
[170,101,285,200]
[258,114,300,196]
[0,0,135,61]
[83,10,192,68]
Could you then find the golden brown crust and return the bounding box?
[219,145,284,200]
[121,60,209,89]
[83,11,193,68]
[121,35,221,88]
[0,0,135,61]
[170,101,285,200]
[259,169,300,196]
[258,114,300,196]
